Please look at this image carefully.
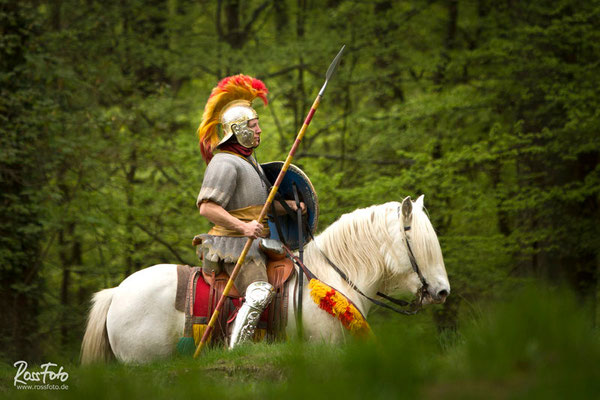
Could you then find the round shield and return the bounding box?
[261,162,319,250]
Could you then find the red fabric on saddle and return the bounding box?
[192,273,210,317]
[192,274,270,328]
[192,274,243,317]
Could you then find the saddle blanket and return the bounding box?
[175,258,294,348]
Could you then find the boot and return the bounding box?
[229,281,274,349]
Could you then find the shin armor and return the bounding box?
[229,281,274,349]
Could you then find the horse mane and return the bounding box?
[306,200,443,293]
[306,202,398,291]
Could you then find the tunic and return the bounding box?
[196,152,269,294]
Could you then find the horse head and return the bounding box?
[309,197,450,312]
[383,195,450,305]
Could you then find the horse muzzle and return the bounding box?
[421,287,449,305]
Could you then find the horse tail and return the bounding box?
[81,288,115,365]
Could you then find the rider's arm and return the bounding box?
[199,200,264,239]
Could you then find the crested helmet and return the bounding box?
[197,74,268,163]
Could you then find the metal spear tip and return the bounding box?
[319,45,346,97]
[326,45,346,81]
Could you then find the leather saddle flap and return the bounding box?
[266,257,294,288]
[202,270,242,298]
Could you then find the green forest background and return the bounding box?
[1,0,599,377]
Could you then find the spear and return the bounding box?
[193,45,346,358]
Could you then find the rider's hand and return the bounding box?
[286,200,307,215]
[242,220,264,239]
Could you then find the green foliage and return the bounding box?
[0,0,51,361]
[1,0,598,363]
[439,286,600,398]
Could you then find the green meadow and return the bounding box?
[2,285,598,400]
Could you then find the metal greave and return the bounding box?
[229,281,275,349]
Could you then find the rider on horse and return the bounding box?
[195,75,306,348]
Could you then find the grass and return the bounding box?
[1,285,599,399]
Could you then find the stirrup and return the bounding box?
[229,281,274,349]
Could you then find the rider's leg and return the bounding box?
[228,281,274,348]
[225,260,273,348]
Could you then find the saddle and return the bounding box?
[175,240,295,348]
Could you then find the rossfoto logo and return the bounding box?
[13,361,69,390]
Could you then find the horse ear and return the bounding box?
[401,196,412,221]
[416,194,424,208]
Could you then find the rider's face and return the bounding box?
[247,118,261,147]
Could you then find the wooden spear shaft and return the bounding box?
[194,46,345,358]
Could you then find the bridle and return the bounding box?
[400,206,430,310]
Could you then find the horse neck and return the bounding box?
[302,207,393,314]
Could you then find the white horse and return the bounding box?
[81,196,450,364]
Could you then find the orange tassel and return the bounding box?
[308,279,372,337]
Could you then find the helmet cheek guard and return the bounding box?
[230,121,256,148]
